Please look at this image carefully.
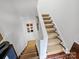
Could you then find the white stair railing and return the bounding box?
[36,9,48,59]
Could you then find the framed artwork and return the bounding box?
[26,23,33,32]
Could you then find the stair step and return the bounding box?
[42,14,49,17]
[20,55,38,59]
[48,33,59,39]
[46,28,56,33]
[23,49,36,54]
[45,23,54,28]
[26,56,39,59]
[23,44,37,54]
[43,17,51,20]
[47,45,64,55]
[20,52,37,58]
[48,39,61,46]
[44,20,52,24]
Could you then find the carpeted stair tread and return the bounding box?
[46,28,56,33]
[48,33,59,39]
[48,38,61,46]
[45,23,54,28]
[43,17,51,20]
[44,20,52,24]
[47,44,64,55]
[42,14,49,17]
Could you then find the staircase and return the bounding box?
[42,14,65,56]
[20,40,39,59]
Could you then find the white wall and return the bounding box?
[37,7,48,59]
[22,17,38,41]
[38,0,79,52]
[0,0,38,56]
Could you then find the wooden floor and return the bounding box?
[19,40,39,59]
[47,52,77,59]
[70,42,79,59]
[19,40,78,59]
[47,52,66,59]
